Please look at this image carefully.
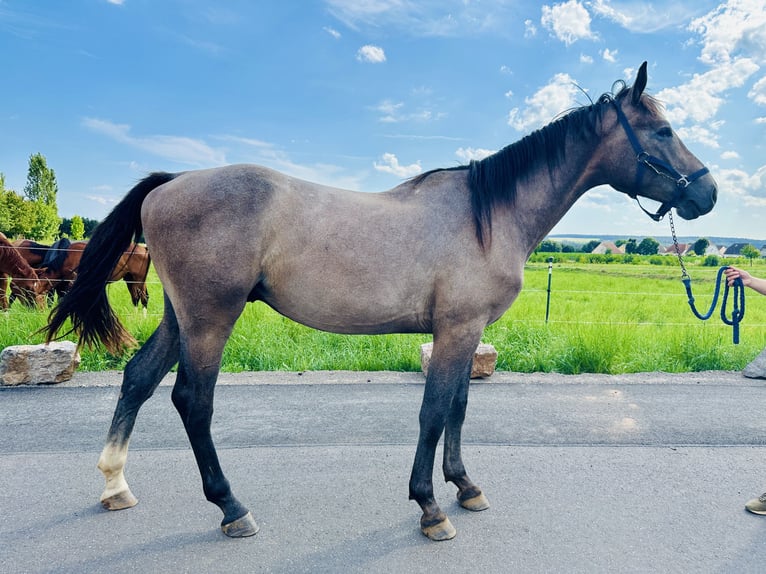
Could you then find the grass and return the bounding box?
[2,257,765,374]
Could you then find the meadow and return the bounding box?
[2,255,765,374]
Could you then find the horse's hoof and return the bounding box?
[221,511,259,538]
[459,491,490,512]
[100,489,138,511]
[421,516,457,541]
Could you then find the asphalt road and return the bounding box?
[3,369,766,573]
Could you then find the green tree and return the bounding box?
[692,238,710,256]
[624,238,638,254]
[537,239,562,252]
[23,153,60,240]
[24,153,58,204]
[741,244,760,265]
[70,215,85,240]
[636,237,660,255]
[0,188,35,237]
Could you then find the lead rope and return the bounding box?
[668,211,745,344]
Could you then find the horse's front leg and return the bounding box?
[443,376,490,512]
[409,331,481,541]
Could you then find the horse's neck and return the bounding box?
[505,134,599,254]
[0,248,35,279]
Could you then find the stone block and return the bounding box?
[0,341,80,386]
[743,347,766,379]
[420,342,497,379]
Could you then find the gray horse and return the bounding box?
[45,62,716,541]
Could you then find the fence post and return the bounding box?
[545,256,553,323]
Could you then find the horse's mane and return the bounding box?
[25,240,53,260]
[43,238,71,271]
[411,83,663,248]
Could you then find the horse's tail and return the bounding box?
[43,172,176,354]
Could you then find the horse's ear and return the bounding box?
[630,61,648,105]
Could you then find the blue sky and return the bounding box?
[1,0,765,240]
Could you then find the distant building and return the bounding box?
[722,243,749,257]
[660,243,690,256]
[591,241,625,254]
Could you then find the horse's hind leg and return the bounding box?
[98,295,180,510]
[170,304,258,538]
[443,375,490,512]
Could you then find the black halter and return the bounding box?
[612,100,710,221]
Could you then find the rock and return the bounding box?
[420,342,498,379]
[743,347,766,379]
[0,341,81,386]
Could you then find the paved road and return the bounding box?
[2,370,766,573]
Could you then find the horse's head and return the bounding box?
[601,62,717,221]
[10,273,46,309]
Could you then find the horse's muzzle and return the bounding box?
[676,180,718,220]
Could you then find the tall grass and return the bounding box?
[2,257,764,374]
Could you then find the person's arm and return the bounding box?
[725,266,766,296]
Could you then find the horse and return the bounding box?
[43,63,717,541]
[0,233,46,310]
[33,241,151,308]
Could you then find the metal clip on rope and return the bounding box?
[682,266,745,344]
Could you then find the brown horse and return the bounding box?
[26,240,151,308]
[44,63,717,541]
[0,233,45,309]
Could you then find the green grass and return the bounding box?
[2,257,764,374]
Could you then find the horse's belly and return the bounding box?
[260,290,432,335]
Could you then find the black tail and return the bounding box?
[43,172,176,354]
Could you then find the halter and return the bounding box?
[612,100,710,221]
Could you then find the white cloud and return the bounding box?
[657,58,759,126]
[107,0,125,5]
[690,0,766,65]
[82,117,227,166]
[590,0,701,33]
[524,19,537,38]
[371,99,444,123]
[373,153,421,177]
[674,124,721,149]
[507,72,582,132]
[580,53,594,64]
[601,48,618,63]
[721,150,740,160]
[455,147,495,162]
[715,164,766,206]
[323,26,341,39]
[541,0,596,45]
[325,0,515,37]
[356,44,386,63]
[749,75,766,105]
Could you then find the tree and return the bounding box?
[70,215,85,240]
[24,153,58,204]
[0,187,35,237]
[636,237,660,255]
[692,238,710,256]
[537,239,562,252]
[741,244,760,265]
[23,153,60,240]
[624,238,638,254]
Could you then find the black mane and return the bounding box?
[411,85,651,248]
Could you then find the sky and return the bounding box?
[1,0,765,241]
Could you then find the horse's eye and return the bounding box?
[657,127,673,138]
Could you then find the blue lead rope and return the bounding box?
[681,266,745,344]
